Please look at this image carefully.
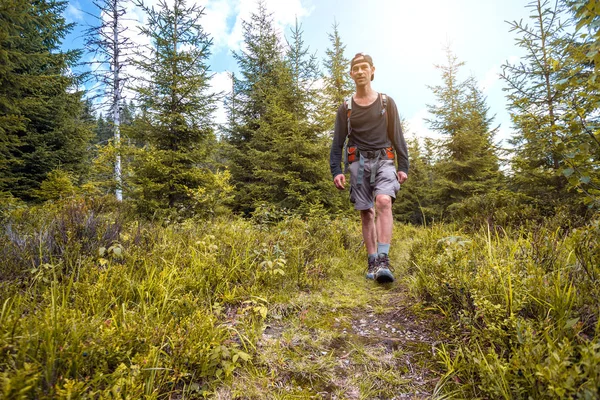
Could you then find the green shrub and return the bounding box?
[0,199,362,398]
[447,190,538,230]
[407,220,600,398]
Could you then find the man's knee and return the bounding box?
[360,207,375,221]
[375,195,392,212]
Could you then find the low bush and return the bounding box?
[407,218,600,398]
[0,197,362,398]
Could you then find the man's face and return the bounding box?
[350,60,375,85]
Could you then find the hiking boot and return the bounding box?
[366,257,377,280]
[374,253,395,283]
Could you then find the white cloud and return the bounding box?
[197,0,233,48]
[66,2,85,21]
[227,0,312,51]
[209,71,233,126]
[479,65,500,94]
[406,108,441,142]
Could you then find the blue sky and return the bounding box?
[64,0,532,145]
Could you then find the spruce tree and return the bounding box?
[559,0,600,208]
[128,0,218,217]
[226,2,339,214]
[393,130,441,225]
[501,0,574,210]
[427,49,501,214]
[320,21,353,130]
[224,1,281,214]
[0,0,92,199]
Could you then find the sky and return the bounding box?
[63,0,532,145]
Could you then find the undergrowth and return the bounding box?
[404,217,600,399]
[0,196,361,398]
[2,195,599,398]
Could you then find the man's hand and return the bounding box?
[333,174,346,190]
[397,171,408,184]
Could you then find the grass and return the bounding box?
[404,217,600,399]
[0,197,599,398]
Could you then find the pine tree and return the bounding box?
[0,0,92,199]
[501,0,574,210]
[558,0,600,208]
[427,49,501,214]
[128,0,219,217]
[393,128,441,225]
[225,4,341,214]
[320,21,353,130]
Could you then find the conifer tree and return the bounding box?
[427,49,501,213]
[226,2,340,214]
[501,0,573,209]
[127,0,218,217]
[393,132,440,225]
[0,0,92,199]
[320,21,353,130]
[225,1,282,212]
[558,0,600,208]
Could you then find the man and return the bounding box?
[330,53,409,283]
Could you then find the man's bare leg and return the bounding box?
[373,194,395,283]
[360,208,376,255]
[375,194,393,245]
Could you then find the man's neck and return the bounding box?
[354,84,377,103]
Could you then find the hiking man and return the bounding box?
[330,53,409,283]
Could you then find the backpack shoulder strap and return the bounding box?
[345,95,353,113]
[380,93,393,145]
[344,94,354,135]
[379,93,388,115]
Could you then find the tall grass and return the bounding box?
[405,217,600,398]
[0,196,362,398]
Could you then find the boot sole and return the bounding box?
[375,269,394,283]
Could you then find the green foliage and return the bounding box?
[0,192,24,224]
[127,0,218,218]
[426,49,502,215]
[33,169,76,201]
[447,190,538,230]
[225,3,340,215]
[185,168,234,219]
[0,197,361,397]
[394,136,443,225]
[0,0,92,200]
[319,21,354,130]
[405,217,600,398]
[502,0,584,210]
[566,0,600,72]
[556,0,600,208]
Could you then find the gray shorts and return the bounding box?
[348,158,401,210]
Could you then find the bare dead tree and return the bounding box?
[84,0,137,201]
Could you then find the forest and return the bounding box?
[0,0,599,398]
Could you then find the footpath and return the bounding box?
[214,250,448,399]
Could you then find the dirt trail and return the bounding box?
[216,268,448,399]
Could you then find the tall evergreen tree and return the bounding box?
[501,0,574,209]
[225,1,282,213]
[427,49,501,214]
[559,0,600,208]
[226,2,339,214]
[393,128,441,225]
[320,21,353,130]
[0,0,92,199]
[128,0,218,217]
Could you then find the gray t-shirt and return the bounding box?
[329,94,409,178]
